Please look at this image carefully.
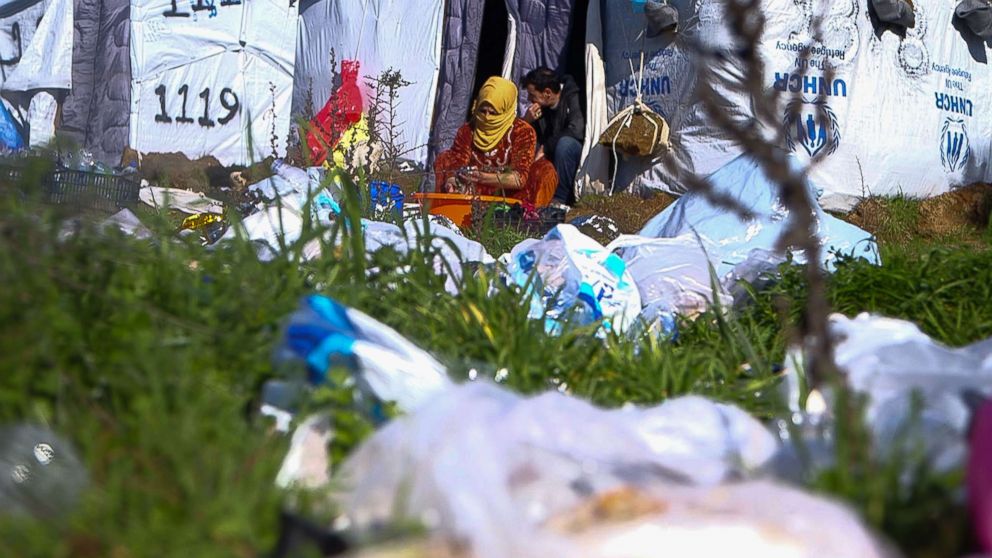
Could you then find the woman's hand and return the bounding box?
[443,176,461,193]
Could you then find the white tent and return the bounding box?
[582,0,992,210]
[0,0,74,148]
[128,0,299,165]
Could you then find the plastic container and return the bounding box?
[45,169,141,212]
[369,181,404,214]
[409,192,522,228]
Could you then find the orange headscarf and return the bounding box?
[472,76,518,152]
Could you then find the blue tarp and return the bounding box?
[639,154,881,278]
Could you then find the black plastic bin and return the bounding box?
[0,165,140,212]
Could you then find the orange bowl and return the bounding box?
[409,193,522,228]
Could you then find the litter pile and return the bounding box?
[261,294,992,558]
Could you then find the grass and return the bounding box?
[1,171,991,557]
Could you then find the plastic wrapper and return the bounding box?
[331,382,895,558]
[505,224,642,335]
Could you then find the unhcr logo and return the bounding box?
[940,117,970,174]
[783,100,840,159]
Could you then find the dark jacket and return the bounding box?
[531,75,584,158]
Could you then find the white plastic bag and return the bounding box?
[505,225,642,334]
[334,383,890,557]
[606,234,729,318]
[829,313,992,471]
[279,295,451,414]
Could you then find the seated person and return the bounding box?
[435,76,557,207]
[522,67,584,207]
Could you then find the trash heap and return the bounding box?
[263,294,992,558]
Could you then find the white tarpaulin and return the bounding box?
[0,0,73,147]
[129,0,298,165]
[294,0,445,164]
[593,0,992,210]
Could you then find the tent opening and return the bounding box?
[563,0,589,113]
[467,0,510,121]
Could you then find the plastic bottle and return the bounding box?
[0,424,87,519]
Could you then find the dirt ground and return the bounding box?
[846,183,992,243]
[127,149,992,247]
[568,191,677,236]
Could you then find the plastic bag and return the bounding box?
[279,295,451,415]
[796,313,992,473]
[505,225,642,334]
[332,382,889,558]
[606,234,729,319]
[970,397,992,553]
[0,101,24,153]
[250,160,340,226]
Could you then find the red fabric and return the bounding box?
[306,60,363,166]
[434,119,558,207]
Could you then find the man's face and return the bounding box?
[526,85,555,108]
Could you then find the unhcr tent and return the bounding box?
[64,0,298,166]
[584,0,992,210]
[294,0,584,167]
[0,0,74,150]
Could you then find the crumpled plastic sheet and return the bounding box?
[606,234,730,320]
[639,154,880,279]
[249,163,339,226]
[504,224,642,335]
[139,185,225,215]
[832,313,992,472]
[781,313,992,475]
[332,381,894,558]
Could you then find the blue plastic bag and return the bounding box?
[0,102,24,152]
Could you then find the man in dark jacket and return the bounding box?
[522,67,584,206]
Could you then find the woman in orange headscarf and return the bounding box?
[434,76,558,207]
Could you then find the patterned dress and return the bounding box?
[434,118,558,207]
